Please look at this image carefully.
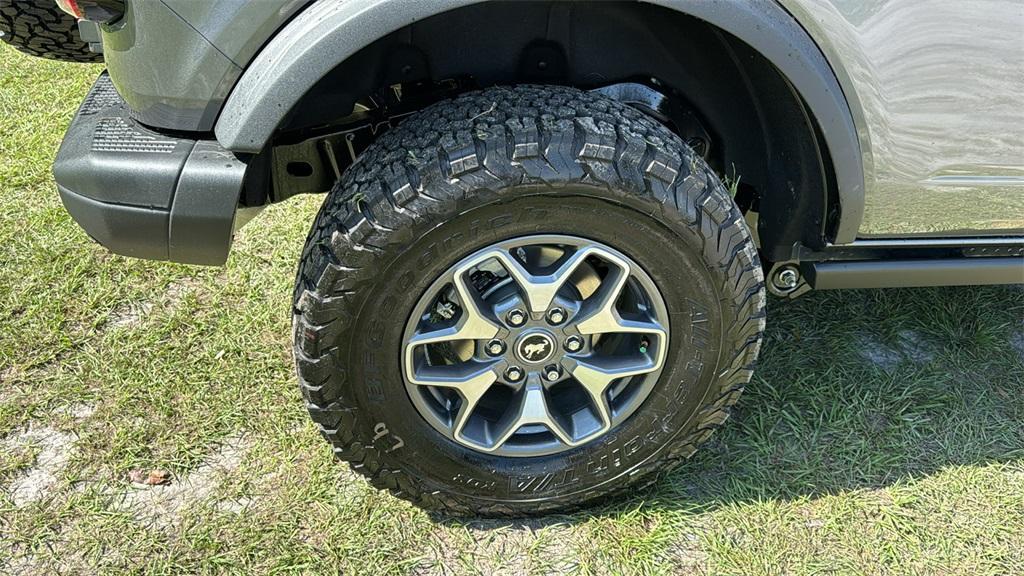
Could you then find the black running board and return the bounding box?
[805,257,1024,290]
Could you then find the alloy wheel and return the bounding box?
[402,234,670,457]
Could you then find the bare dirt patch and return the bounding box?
[105,301,154,330]
[0,367,21,405]
[117,433,249,526]
[53,403,96,420]
[662,531,708,574]
[102,277,201,331]
[3,426,77,507]
[1010,327,1024,361]
[0,365,17,383]
[895,330,935,364]
[859,338,902,371]
[163,278,199,304]
[858,330,935,370]
[418,518,579,575]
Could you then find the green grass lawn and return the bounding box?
[1,45,1022,575]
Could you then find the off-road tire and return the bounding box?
[292,85,766,516]
[1,0,103,63]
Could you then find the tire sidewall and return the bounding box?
[345,190,729,503]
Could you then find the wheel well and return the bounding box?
[265,1,838,261]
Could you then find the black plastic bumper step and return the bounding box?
[53,72,249,265]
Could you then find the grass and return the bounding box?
[1,45,1023,575]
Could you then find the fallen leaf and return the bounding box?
[128,469,171,486]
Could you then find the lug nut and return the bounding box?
[773,266,800,291]
[506,309,527,327]
[505,366,524,382]
[486,339,506,356]
[564,335,584,352]
[544,364,562,382]
[546,307,566,325]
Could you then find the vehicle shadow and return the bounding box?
[440,284,1024,526]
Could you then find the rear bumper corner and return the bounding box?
[53,72,249,266]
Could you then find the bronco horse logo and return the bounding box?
[522,342,549,360]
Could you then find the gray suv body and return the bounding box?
[54,0,1024,268]
[11,0,1024,514]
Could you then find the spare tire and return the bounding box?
[1,0,103,63]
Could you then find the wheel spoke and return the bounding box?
[574,257,667,347]
[407,266,501,348]
[572,355,659,429]
[573,256,629,335]
[486,382,574,451]
[486,247,601,314]
[408,361,499,439]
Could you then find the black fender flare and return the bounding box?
[214,0,866,243]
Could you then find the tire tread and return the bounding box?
[0,0,103,63]
[293,85,766,516]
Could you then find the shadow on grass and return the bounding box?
[445,284,1024,526]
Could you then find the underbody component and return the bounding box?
[767,238,1024,296]
[806,258,1024,289]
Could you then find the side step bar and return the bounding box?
[805,257,1024,290]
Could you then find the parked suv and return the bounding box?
[7,0,1023,515]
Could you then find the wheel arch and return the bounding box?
[215,0,866,251]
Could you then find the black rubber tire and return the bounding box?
[292,85,766,516]
[1,0,103,63]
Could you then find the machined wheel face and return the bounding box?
[401,234,670,457]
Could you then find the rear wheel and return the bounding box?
[1,0,103,63]
[293,85,765,515]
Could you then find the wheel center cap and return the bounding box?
[515,331,556,364]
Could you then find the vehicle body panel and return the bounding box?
[98,0,1024,239]
[209,0,867,243]
[53,73,247,265]
[780,0,1024,237]
[101,0,240,131]
[161,0,314,68]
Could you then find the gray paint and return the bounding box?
[779,0,1024,238]
[102,0,241,131]
[99,0,1024,240]
[161,0,315,68]
[213,0,479,150]
[211,0,866,243]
